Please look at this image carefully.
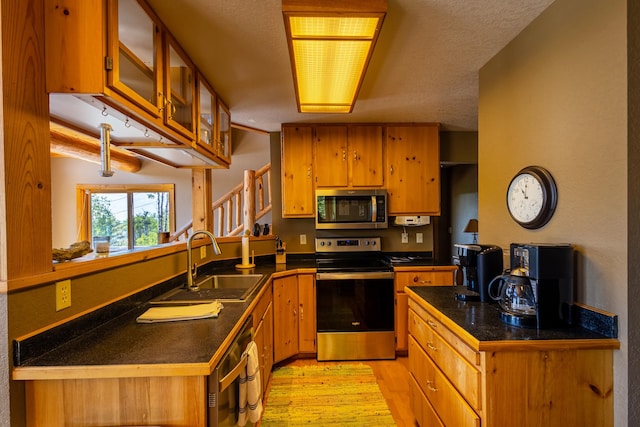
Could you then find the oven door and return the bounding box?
[316,271,395,360]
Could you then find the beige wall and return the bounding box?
[479,0,627,422]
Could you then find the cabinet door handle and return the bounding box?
[427,320,438,329]
[307,167,311,178]
[300,306,304,320]
[418,279,432,284]
[427,342,437,352]
[353,150,358,160]
[390,165,394,174]
[342,150,346,161]
[426,381,438,392]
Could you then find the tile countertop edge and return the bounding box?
[405,286,620,353]
[12,259,316,381]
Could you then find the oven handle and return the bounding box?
[316,271,395,280]
[219,353,248,393]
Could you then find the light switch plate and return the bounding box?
[401,232,409,244]
[416,233,423,243]
[200,245,207,259]
[300,234,307,245]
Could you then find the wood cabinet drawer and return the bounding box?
[409,375,444,427]
[409,308,481,409]
[409,336,480,427]
[408,300,480,367]
[395,271,454,292]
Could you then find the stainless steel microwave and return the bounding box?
[316,189,388,229]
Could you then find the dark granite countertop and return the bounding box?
[13,256,316,379]
[406,286,619,350]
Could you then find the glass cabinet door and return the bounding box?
[197,75,216,151]
[108,0,161,117]
[216,99,231,164]
[165,36,196,138]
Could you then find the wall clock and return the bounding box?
[506,166,557,229]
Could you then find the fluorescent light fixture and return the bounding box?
[282,0,387,113]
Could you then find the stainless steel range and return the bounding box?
[315,237,395,361]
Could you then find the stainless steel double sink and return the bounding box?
[150,274,264,305]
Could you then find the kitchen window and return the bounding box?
[76,184,176,252]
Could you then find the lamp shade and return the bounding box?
[463,219,478,233]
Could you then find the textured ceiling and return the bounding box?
[146,0,555,132]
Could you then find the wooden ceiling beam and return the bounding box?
[49,122,142,173]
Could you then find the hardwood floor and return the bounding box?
[263,356,418,427]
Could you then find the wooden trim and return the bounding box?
[231,122,269,135]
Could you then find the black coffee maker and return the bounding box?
[509,243,574,328]
[454,244,503,302]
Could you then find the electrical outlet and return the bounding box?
[416,232,423,243]
[56,280,71,311]
[401,232,409,244]
[200,245,207,259]
[300,234,307,245]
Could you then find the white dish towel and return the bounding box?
[237,341,263,426]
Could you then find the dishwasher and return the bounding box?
[208,315,254,426]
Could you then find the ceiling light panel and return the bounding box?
[283,0,387,113]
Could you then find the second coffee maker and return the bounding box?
[454,244,504,302]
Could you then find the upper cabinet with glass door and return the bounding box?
[44,0,231,168]
[216,98,232,165]
[197,75,216,153]
[164,34,196,139]
[107,0,163,118]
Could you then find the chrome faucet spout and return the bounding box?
[186,230,221,291]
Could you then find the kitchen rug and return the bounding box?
[260,364,396,426]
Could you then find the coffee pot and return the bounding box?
[488,267,537,327]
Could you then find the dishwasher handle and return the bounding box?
[219,353,247,393]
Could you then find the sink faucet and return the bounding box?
[186,230,221,291]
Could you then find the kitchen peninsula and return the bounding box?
[406,286,619,427]
[12,260,315,427]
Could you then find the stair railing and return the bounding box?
[164,163,271,242]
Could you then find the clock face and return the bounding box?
[507,173,544,222]
[506,166,557,229]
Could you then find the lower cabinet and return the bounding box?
[252,281,273,395]
[395,267,456,351]
[407,296,616,427]
[273,273,316,363]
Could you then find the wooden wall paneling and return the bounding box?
[2,0,53,279]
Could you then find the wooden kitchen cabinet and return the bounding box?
[314,126,348,187]
[273,273,316,362]
[298,273,316,353]
[281,125,315,217]
[407,292,616,427]
[385,124,440,215]
[273,275,299,362]
[216,98,232,164]
[314,125,384,188]
[395,267,456,352]
[164,31,196,139]
[252,281,273,394]
[44,0,230,168]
